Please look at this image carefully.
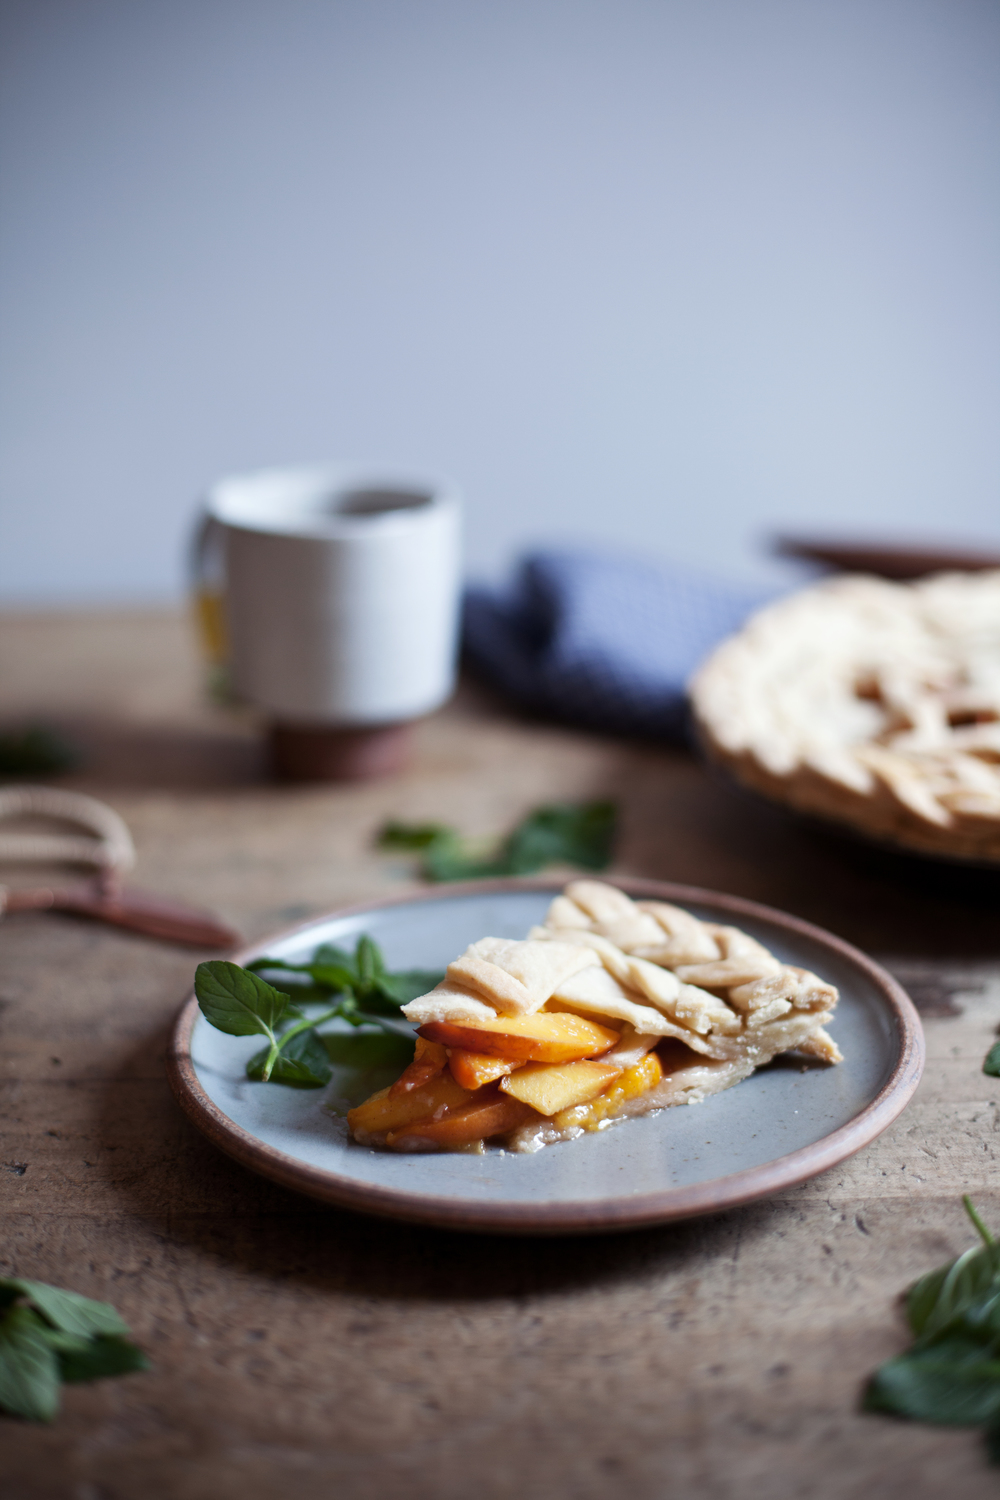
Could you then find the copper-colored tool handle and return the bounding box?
[4,884,238,949]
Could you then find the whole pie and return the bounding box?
[347,880,841,1153]
[690,570,1000,863]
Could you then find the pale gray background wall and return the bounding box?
[1,0,997,604]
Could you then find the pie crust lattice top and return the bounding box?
[690,570,1000,862]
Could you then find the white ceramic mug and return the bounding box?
[196,463,462,732]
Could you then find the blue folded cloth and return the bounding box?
[462,550,772,741]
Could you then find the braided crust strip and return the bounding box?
[535,880,840,1057]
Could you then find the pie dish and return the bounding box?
[166,878,923,1233]
[348,880,843,1153]
[690,570,1000,863]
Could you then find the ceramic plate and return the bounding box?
[167,878,924,1235]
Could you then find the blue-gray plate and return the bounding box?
[167,878,923,1235]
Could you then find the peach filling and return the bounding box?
[346,1010,665,1151]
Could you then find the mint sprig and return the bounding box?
[195,934,444,1088]
[864,1197,1000,1459]
[378,800,617,882]
[0,1280,147,1422]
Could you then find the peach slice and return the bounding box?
[417,1011,620,1064]
[551,1051,664,1133]
[388,1038,448,1099]
[448,1049,518,1091]
[385,1088,539,1149]
[500,1058,623,1117]
[347,1071,472,1143]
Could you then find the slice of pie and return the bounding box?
[346,881,842,1153]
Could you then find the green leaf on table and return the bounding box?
[194,961,288,1037]
[984,1042,1000,1077]
[2,1280,129,1340]
[907,1243,1000,1340]
[246,1027,333,1088]
[0,1306,61,1421]
[503,801,617,874]
[321,1030,415,1070]
[57,1336,150,1384]
[865,1344,1000,1426]
[377,801,618,883]
[0,724,81,778]
[864,1197,1000,1462]
[0,1280,147,1422]
[378,822,452,851]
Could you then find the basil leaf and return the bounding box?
[1,1280,129,1339]
[194,961,288,1037]
[58,1336,149,1384]
[0,1306,61,1422]
[321,1031,415,1069]
[246,1028,332,1088]
[374,969,445,1007]
[984,1042,1000,1077]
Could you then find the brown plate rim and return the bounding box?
[166,876,925,1236]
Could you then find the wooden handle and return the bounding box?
[3,883,238,949]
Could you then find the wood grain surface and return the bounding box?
[3,610,1000,1499]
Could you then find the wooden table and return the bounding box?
[3,610,1000,1499]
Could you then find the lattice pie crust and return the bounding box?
[348,880,841,1153]
[690,571,1000,863]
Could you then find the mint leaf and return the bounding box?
[907,1244,1000,1340]
[0,724,80,777]
[355,935,382,987]
[865,1198,1000,1462]
[0,1281,147,1422]
[246,1028,332,1088]
[58,1336,150,1384]
[375,969,445,1007]
[0,1307,61,1421]
[503,801,616,874]
[865,1347,1000,1426]
[423,842,502,881]
[306,965,358,992]
[378,821,452,850]
[311,943,354,966]
[321,1031,415,1069]
[378,801,618,883]
[984,1042,1000,1077]
[1,1281,129,1340]
[194,961,288,1037]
